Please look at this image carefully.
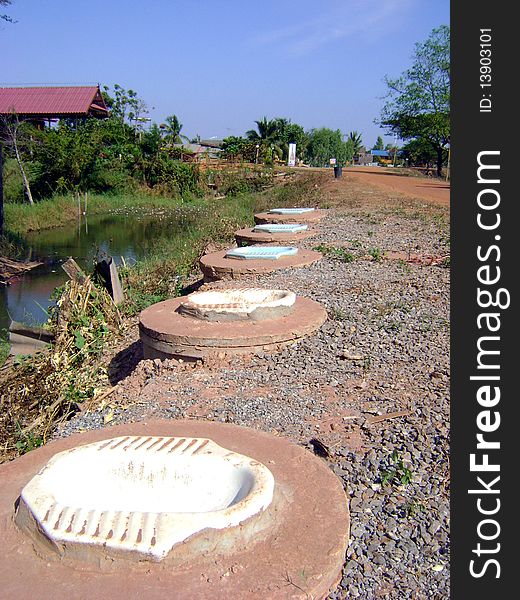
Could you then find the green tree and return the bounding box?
[246,117,279,143]
[280,123,308,161]
[305,128,353,167]
[161,115,189,144]
[30,120,110,195]
[1,114,34,204]
[221,136,258,162]
[400,137,437,170]
[246,117,287,164]
[252,118,311,162]
[373,136,384,151]
[379,25,450,176]
[102,84,148,126]
[348,131,363,156]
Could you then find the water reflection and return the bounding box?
[1,209,198,337]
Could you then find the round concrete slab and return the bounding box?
[0,420,350,600]
[139,295,327,360]
[235,227,317,246]
[254,209,327,224]
[199,247,322,282]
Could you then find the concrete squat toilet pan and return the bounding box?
[199,245,322,282]
[139,286,327,360]
[0,420,350,599]
[234,223,317,246]
[254,207,327,225]
[177,287,297,322]
[15,436,275,562]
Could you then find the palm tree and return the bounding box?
[245,117,279,142]
[246,117,288,163]
[162,115,189,143]
[348,131,363,156]
[273,117,289,138]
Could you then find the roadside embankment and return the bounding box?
[0,170,327,460]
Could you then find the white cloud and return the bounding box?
[252,0,413,57]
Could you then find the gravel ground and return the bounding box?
[56,182,450,600]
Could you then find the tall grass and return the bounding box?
[3,193,193,235]
[0,230,28,259]
[0,337,9,365]
[2,166,279,236]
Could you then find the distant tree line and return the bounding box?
[1,83,370,205]
[221,117,357,168]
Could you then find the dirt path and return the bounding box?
[341,166,450,206]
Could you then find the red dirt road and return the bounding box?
[342,166,450,206]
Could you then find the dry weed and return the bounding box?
[0,277,122,462]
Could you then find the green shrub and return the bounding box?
[314,244,354,262]
[2,158,28,203]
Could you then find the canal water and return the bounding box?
[1,209,199,338]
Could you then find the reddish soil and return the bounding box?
[343,167,450,206]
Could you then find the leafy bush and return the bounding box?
[2,99,203,201]
[305,128,354,167]
[221,136,259,162]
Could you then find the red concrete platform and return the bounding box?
[0,420,350,600]
[254,209,327,225]
[139,295,327,360]
[234,226,317,247]
[199,247,322,282]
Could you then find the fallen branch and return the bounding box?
[21,396,65,436]
[85,385,119,411]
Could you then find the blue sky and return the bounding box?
[1,0,449,147]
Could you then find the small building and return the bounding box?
[172,143,222,161]
[371,150,390,160]
[198,139,223,149]
[353,148,373,166]
[353,149,391,166]
[0,85,109,126]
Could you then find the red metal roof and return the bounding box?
[0,86,108,117]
